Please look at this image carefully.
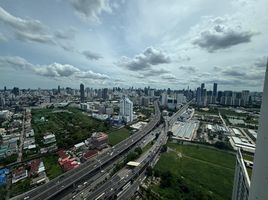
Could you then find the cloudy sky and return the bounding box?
[0,0,267,91]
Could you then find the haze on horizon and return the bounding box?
[0,0,267,91]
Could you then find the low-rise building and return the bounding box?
[88,132,108,150]
[28,159,45,177]
[57,150,80,172]
[81,150,98,162]
[12,166,28,183]
[0,168,9,186]
[43,133,56,145]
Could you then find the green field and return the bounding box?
[10,178,31,197]
[32,107,109,148]
[108,128,130,146]
[153,143,236,200]
[0,186,6,200]
[43,155,64,180]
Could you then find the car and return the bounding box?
[23,196,30,200]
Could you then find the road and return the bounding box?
[14,101,161,200]
[86,122,168,200]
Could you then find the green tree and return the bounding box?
[146,166,153,176]
[160,171,173,188]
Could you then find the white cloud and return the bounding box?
[70,0,112,23]
[0,56,110,80]
[118,47,171,71]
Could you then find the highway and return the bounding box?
[85,121,168,200]
[71,100,192,200]
[14,101,161,200]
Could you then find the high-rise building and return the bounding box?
[201,83,205,96]
[212,83,217,103]
[232,149,250,200]
[102,88,108,100]
[241,90,250,106]
[161,92,167,106]
[196,87,202,106]
[248,59,268,199]
[58,85,60,94]
[80,83,85,103]
[120,96,133,123]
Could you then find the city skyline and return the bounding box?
[0,0,267,91]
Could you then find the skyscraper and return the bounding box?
[58,85,60,94]
[80,83,85,103]
[201,83,205,96]
[196,87,201,106]
[120,96,133,123]
[248,59,268,200]
[102,88,108,100]
[212,83,217,103]
[232,149,250,200]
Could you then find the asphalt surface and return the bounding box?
[85,117,168,200]
[14,101,161,200]
[84,100,192,200]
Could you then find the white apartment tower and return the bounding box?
[120,96,133,123]
[232,58,268,200]
[248,59,268,200]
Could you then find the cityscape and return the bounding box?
[0,1,268,200]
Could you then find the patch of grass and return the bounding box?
[31,107,109,148]
[10,178,31,197]
[242,153,254,162]
[168,143,236,169]
[0,186,6,200]
[142,142,153,154]
[108,127,130,146]
[43,155,64,180]
[153,143,236,200]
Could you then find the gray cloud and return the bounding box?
[0,56,32,70]
[118,47,171,71]
[193,23,256,52]
[179,66,196,73]
[0,6,55,44]
[161,74,177,80]
[70,0,111,22]
[0,32,7,42]
[54,28,76,40]
[222,69,246,77]
[254,56,267,68]
[142,68,169,77]
[0,6,78,47]
[82,50,103,60]
[193,30,255,52]
[0,56,109,80]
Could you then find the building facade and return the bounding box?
[232,149,250,200]
[120,96,133,123]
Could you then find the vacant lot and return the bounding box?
[153,143,236,200]
[32,107,109,148]
[108,127,130,146]
[43,155,64,180]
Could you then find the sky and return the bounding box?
[0,0,267,91]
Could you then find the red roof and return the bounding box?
[29,159,41,176]
[83,150,98,159]
[57,150,69,160]
[62,160,79,171]
[13,167,27,177]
